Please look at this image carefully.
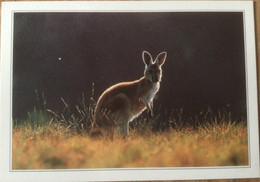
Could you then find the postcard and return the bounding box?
[0,1,259,181]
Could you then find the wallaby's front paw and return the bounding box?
[147,110,153,119]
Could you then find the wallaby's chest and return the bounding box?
[145,83,159,102]
[139,82,159,103]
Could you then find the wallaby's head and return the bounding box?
[142,51,167,83]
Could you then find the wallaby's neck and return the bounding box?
[139,76,159,85]
[137,77,159,95]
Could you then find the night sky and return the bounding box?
[13,12,246,120]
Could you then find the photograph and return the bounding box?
[0,1,259,181]
[12,11,248,169]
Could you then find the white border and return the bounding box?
[0,1,259,181]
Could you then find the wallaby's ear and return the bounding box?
[142,51,153,65]
[155,52,167,66]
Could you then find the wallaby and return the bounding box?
[91,51,167,138]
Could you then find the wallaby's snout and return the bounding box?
[145,64,161,83]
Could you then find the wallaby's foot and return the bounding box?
[89,129,103,139]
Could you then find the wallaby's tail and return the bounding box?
[89,107,102,138]
[89,116,103,138]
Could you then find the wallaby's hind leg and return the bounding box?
[106,93,131,137]
[117,113,130,137]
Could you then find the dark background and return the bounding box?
[13,12,246,121]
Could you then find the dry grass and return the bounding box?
[12,120,248,169]
[12,89,248,169]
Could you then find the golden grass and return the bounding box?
[12,121,248,169]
